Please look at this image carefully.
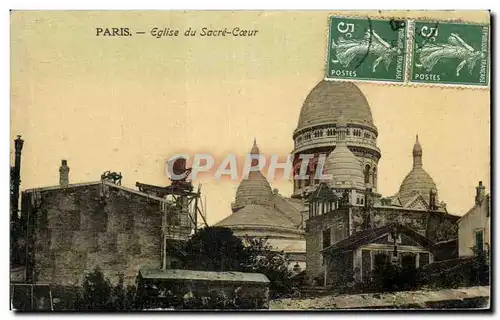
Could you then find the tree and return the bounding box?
[470,246,490,286]
[182,227,293,297]
[184,226,250,271]
[242,237,293,297]
[112,273,126,310]
[79,267,113,310]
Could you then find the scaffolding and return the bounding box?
[136,181,208,239]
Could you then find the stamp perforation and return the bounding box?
[323,13,490,90]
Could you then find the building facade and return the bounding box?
[458,181,490,257]
[215,80,462,286]
[21,161,193,286]
[216,140,307,271]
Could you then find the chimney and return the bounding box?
[59,160,70,186]
[475,181,486,205]
[11,135,24,219]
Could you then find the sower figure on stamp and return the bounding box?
[415,33,485,76]
[331,30,401,72]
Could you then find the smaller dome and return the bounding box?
[233,170,273,209]
[399,167,437,204]
[324,144,365,189]
[233,139,272,210]
[323,115,365,189]
[399,135,438,205]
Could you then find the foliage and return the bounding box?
[77,267,114,310]
[367,254,418,293]
[242,237,293,297]
[182,227,293,298]
[416,247,489,290]
[470,246,490,286]
[183,226,250,271]
[328,253,355,293]
[73,268,137,311]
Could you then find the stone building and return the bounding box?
[216,140,307,271]
[20,160,192,286]
[292,81,381,197]
[214,79,462,286]
[458,181,490,257]
[298,80,459,285]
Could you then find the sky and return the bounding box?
[11,10,490,225]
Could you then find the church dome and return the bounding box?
[323,117,365,189]
[233,140,273,210]
[233,170,273,209]
[296,81,375,132]
[398,135,438,204]
[399,167,437,203]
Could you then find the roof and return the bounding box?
[398,167,437,205]
[285,197,307,211]
[282,240,307,253]
[139,269,270,284]
[321,223,434,255]
[24,180,168,202]
[216,204,299,232]
[268,193,306,228]
[457,193,490,223]
[295,81,375,133]
[398,136,438,205]
[232,140,273,210]
[324,143,365,189]
[232,170,273,210]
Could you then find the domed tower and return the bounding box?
[231,139,273,212]
[324,116,365,189]
[398,135,438,206]
[292,80,381,198]
[322,116,368,205]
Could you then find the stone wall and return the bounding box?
[305,209,349,283]
[305,205,459,285]
[350,206,458,242]
[22,183,164,286]
[351,206,429,236]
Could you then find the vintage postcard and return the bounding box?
[10,10,490,311]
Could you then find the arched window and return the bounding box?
[364,165,371,184]
[372,167,377,187]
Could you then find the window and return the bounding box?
[401,254,417,269]
[475,230,484,252]
[373,253,390,270]
[419,252,430,267]
[364,165,371,184]
[322,229,331,249]
[313,130,323,138]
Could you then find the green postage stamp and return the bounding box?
[410,21,490,86]
[326,17,407,83]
